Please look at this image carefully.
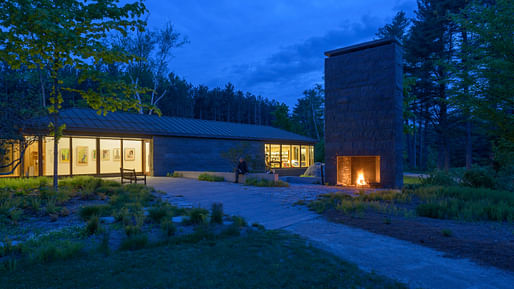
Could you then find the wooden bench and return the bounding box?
[120,168,147,185]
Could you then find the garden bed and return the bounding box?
[303,184,514,272]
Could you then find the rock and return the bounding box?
[49,214,59,222]
[172,216,188,223]
[0,240,22,248]
[100,216,116,224]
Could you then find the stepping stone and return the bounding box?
[100,216,116,224]
[172,216,188,223]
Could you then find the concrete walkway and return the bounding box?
[148,177,514,289]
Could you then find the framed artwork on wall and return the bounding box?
[59,148,70,163]
[101,149,110,161]
[92,150,97,161]
[113,148,121,161]
[76,146,88,165]
[124,148,135,161]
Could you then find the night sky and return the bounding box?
[145,0,417,107]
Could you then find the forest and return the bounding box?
[0,0,512,177]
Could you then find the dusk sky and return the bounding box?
[144,0,417,107]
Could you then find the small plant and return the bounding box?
[148,203,175,223]
[30,196,41,213]
[441,229,453,237]
[124,225,141,237]
[28,240,83,263]
[245,178,289,187]
[114,207,131,225]
[9,208,23,225]
[79,204,109,221]
[119,234,148,251]
[85,215,100,236]
[97,230,110,256]
[210,203,223,224]
[160,219,176,237]
[45,197,58,215]
[171,172,183,178]
[198,173,224,182]
[188,208,209,225]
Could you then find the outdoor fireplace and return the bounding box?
[337,156,380,187]
[324,39,403,189]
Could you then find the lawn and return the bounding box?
[1,230,404,289]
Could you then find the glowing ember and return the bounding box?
[356,170,367,186]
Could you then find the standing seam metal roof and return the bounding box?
[25,108,316,143]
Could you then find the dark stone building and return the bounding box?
[4,108,315,178]
[324,38,404,189]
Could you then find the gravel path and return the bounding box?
[148,177,514,289]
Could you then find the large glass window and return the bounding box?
[23,138,39,177]
[44,137,70,176]
[0,143,19,177]
[264,143,314,168]
[270,144,281,168]
[281,145,291,168]
[145,141,151,174]
[100,139,121,174]
[123,140,142,172]
[72,138,97,175]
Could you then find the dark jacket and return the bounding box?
[237,161,249,174]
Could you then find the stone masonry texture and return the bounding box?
[153,136,265,176]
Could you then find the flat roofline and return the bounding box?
[324,38,400,57]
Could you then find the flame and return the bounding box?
[356,170,367,186]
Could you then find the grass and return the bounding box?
[403,175,422,185]
[245,177,289,187]
[198,173,225,182]
[308,183,514,222]
[0,230,405,289]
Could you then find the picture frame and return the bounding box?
[113,148,121,161]
[59,148,70,163]
[124,148,135,161]
[101,149,110,161]
[92,149,97,161]
[76,146,88,165]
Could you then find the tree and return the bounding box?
[119,22,187,114]
[376,11,410,43]
[455,0,514,170]
[0,0,148,189]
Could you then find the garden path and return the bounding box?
[148,177,514,289]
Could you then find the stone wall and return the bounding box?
[152,136,265,176]
[324,39,403,189]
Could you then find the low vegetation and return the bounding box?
[197,173,225,182]
[245,177,289,187]
[1,230,405,289]
[308,169,514,222]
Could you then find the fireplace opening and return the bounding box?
[337,156,380,187]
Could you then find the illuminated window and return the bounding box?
[264,143,314,168]
[270,144,281,168]
[72,137,97,175]
[99,139,121,174]
[281,145,291,168]
[123,139,142,172]
[44,137,70,176]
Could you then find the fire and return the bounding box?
[356,170,367,186]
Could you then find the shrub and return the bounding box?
[124,225,142,237]
[160,219,176,237]
[9,208,23,224]
[28,240,83,263]
[85,215,101,236]
[441,229,453,237]
[79,204,109,221]
[148,203,175,223]
[188,208,209,225]
[231,215,247,227]
[210,203,223,224]
[420,170,457,186]
[198,173,224,182]
[119,234,148,251]
[461,167,496,189]
[245,178,289,187]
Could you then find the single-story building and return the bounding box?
[1,108,316,178]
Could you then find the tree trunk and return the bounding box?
[466,119,472,169]
[52,112,59,191]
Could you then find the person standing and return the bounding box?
[234,157,249,183]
